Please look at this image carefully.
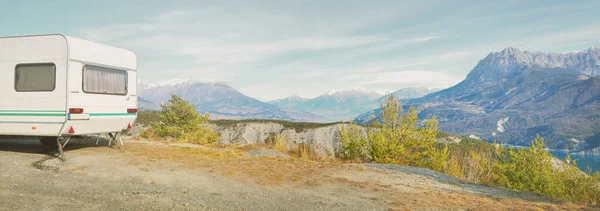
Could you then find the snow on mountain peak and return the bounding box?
[139,78,230,89]
[139,78,193,88]
[563,50,584,54]
[426,85,448,91]
[324,89,381,97]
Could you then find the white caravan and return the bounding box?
[0,34,137,160]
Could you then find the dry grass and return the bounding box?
[265,135,323,161]
[116,143,338,186]
[80,141,592,210]
[271,135,289,153]
[289,143,321,161]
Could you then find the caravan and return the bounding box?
[0,34,137,160]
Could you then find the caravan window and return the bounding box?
[15,63,56,92]
[82,65,127,95]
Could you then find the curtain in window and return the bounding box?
[15,64,56,91]
[83,66,127,95]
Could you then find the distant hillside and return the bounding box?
[270,88,438,122]
[268,95,309,109]
[269,90,382,122]
[138,97,160,111]
[138,81,324,122]
[380,87,441,100]
[356,46,600,149]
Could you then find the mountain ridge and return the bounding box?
[355,46,600,149]
[138,82,324,122]
[269,87,439,122]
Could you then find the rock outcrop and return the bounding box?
[212,122,462,158]
[213,122,365,158]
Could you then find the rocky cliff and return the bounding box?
[212,122,359,158]
[211,121,460,158]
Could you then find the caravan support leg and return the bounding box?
[107,133,121,149]
[119,133,124,146]
[56,137,72,162]
[56,138,64,162]
[108,133,114,146]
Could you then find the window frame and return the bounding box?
[81,65,129,96]
[14,63,57,92]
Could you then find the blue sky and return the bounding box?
[1,0,599,101]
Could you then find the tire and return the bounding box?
[39,137,58,149]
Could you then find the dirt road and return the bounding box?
[0,137,589,210]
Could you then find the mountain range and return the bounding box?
[137,46,600,149]
[138,80,437,122]
[268,88,438,122]
[268,90,381,122]
[355,46,600,149]
[138,81,324,122]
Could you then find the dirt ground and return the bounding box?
[0,137,594,211]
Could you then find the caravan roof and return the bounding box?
[0,34,136,71]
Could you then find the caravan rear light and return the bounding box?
[69,108,84,114]
[127,108,138,113]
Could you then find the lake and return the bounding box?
[549,150,600,173]
[500,143,600,173]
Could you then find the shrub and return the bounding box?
[152,94,218,144]
[495,135,600,203]
[140,129,154,139]
[339,124,369,161]
[451,135,600,204]
[339,94,448,171]
[272,135,289,153]
[292,143,316,160]
[265,133,289,153]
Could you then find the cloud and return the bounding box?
[70,1,599,101]
[517,26,600,50]
[337,34,443,59]
[438,51,476,61]
[352,70,462,87]
[76,9,396,66]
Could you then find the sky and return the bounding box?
[1,0,599,101]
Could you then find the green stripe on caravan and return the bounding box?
[0,110,66,113]
[0,113,65,117]
[0,112,135,117]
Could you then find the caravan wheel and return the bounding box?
[39,137,58,149]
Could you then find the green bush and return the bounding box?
[339,94,448,171]
[494,135,600,203]
[446,135,600,204]
[152,94,218,144]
